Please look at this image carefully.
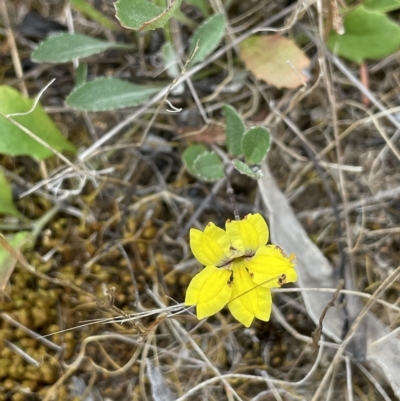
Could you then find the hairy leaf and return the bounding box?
[241,127,271,165]
[32,33,131,63]
[232,159,263,179]
[188,14,226,67]
[193,151,224,182]
[115,0,183,31]
[66,77,163,111]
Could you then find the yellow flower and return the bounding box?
[185,213,297,327]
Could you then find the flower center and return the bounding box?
[218,252,255,269]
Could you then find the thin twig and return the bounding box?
[312,280,344,348]
[0,0,27,96]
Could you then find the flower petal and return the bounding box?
[245,245,297,288]
[185,265,232,319]
[190,223,231,267]
[227,262,272,327]
[226,213,269,255]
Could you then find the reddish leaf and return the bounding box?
[239,35,310,89]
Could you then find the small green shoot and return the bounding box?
[182,105,271,182]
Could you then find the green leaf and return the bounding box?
[188,14,226,67]
[0,86,76,160]
[0,171,23,218]
[327,6,400,63]
[232,159,264,179]
[66,77,163,111]
[70,0,120,30]
[223,104,245,156]
[31,33,132,63]
[182,144,208,176]
[193,151,225,182]
[115,0,183,31]
[364,0,400,12]
[241,127,271,165]
[0,232,31,291]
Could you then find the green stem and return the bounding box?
[30,205,61,245]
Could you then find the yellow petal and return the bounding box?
[254,286,272,322]
[190,223,231,267]
[226,213,269,255]
[185,265,232,319]
[227,263,272,327]
[245,245,297,288]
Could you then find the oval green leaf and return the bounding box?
[188,14,226,67]
[66,77,163,111]
[327,6,400,63]
[241,127,271,165]
[115,0,183,31]
[223,104,245,156]
[31,33,131,63]
[232,159,264,179]
[193,151,225,182]
[182,144,208,176]
[0,86,76,160]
